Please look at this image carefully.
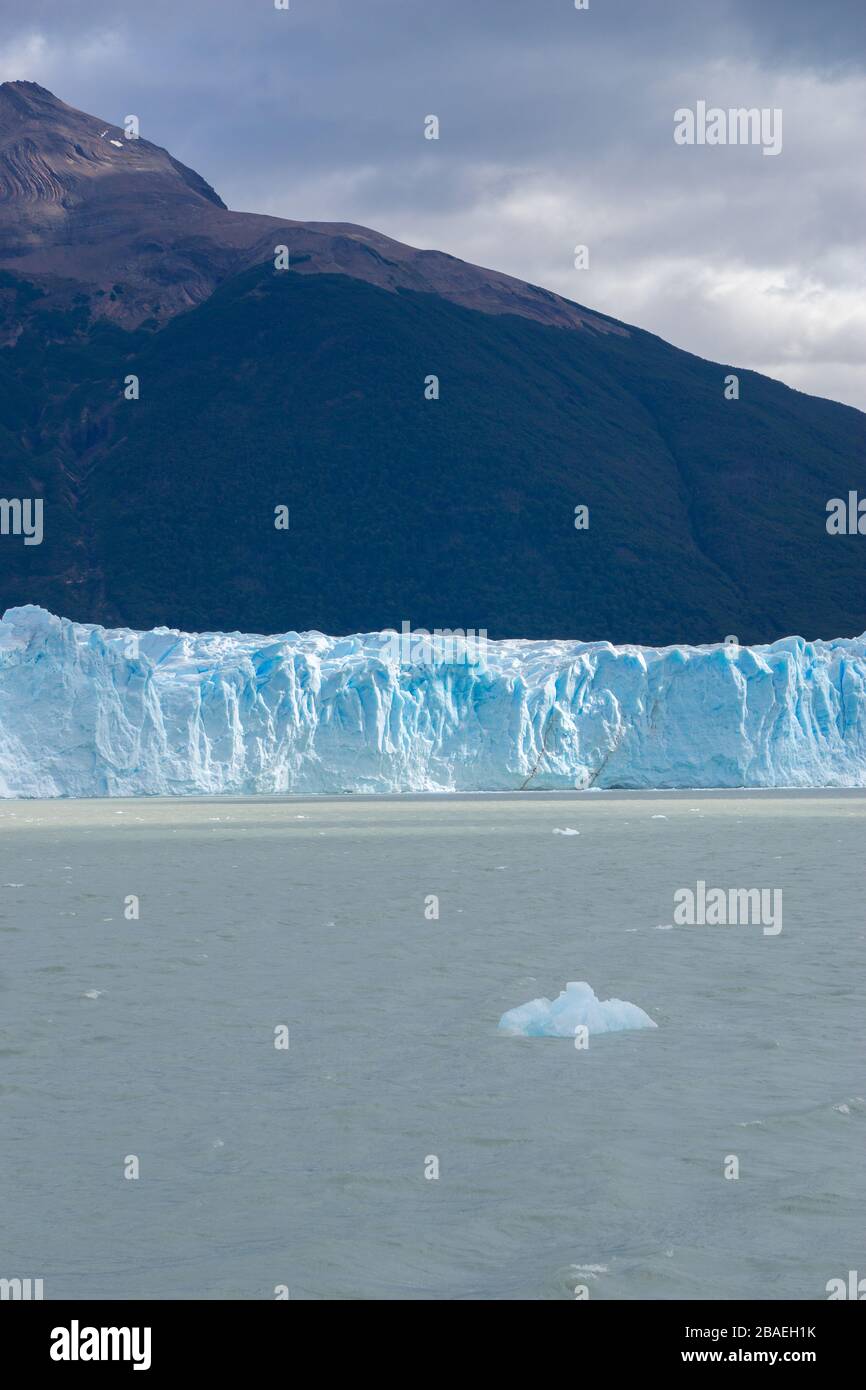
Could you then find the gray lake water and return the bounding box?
[1,791,864,1301]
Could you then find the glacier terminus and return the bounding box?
[1,606,865,797]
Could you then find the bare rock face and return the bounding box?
[0,80,620,334]
[0,80,272,324]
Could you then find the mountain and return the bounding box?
[0,81,606,332]
[0,81,864,645]
[2,605,864,796]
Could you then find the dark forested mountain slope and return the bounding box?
[0,82,864,643]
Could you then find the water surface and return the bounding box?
[1,792,863,1299]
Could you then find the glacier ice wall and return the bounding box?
[1,606,866,796]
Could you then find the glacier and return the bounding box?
[498,982,657,1037]
[1,606,866,797]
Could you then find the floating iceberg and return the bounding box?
[498,981,657,1037]
[1,606,866,796]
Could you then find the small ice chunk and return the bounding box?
[552,827,580,836]
[498,980,656,1037]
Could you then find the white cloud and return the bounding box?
[0,4,863,411]
[0,28,125,86]
[0,32,49,82]
[233,61,865,410]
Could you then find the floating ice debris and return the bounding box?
[498,981,657,1037]
[571,1263,608,1279]
[553,827,580,836]
[82,990,103,1000]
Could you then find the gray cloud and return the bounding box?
[1,0,864,408]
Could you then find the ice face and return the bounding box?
[498,981,657,1037]
[0,605,865,797]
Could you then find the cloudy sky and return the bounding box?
[2,0,865,409]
